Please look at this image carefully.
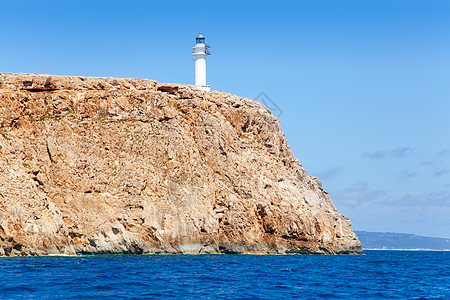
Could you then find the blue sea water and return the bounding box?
[0,251,448,299]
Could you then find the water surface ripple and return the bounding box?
[0,251,448,299]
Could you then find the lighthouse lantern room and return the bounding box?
[192,33,211,91]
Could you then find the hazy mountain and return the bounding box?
[355,231,450,250]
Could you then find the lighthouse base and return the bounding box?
[195,85,210,92]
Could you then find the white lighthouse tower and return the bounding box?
[192,33,211,91]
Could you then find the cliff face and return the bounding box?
[0,73,361,255]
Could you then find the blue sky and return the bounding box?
[2,0,449,238]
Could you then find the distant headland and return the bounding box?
[356,231,450,250]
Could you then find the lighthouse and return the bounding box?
[192,33,211,91]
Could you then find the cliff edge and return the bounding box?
[0,73,361,255]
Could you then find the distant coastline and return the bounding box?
[356,231,450,251]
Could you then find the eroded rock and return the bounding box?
[0,73,361,255]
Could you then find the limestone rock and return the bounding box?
[0,73,361,255]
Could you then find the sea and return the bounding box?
[0,251,448,299]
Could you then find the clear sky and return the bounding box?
[2,0,449,238]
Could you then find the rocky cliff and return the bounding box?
[0,73,361,255]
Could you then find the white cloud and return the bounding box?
[397,170,418,178]
[433,168,450,177]
[331,182,450,208]
[364,146,412,160]
[314,167,343,181]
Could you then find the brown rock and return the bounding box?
[0,73,361,255]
